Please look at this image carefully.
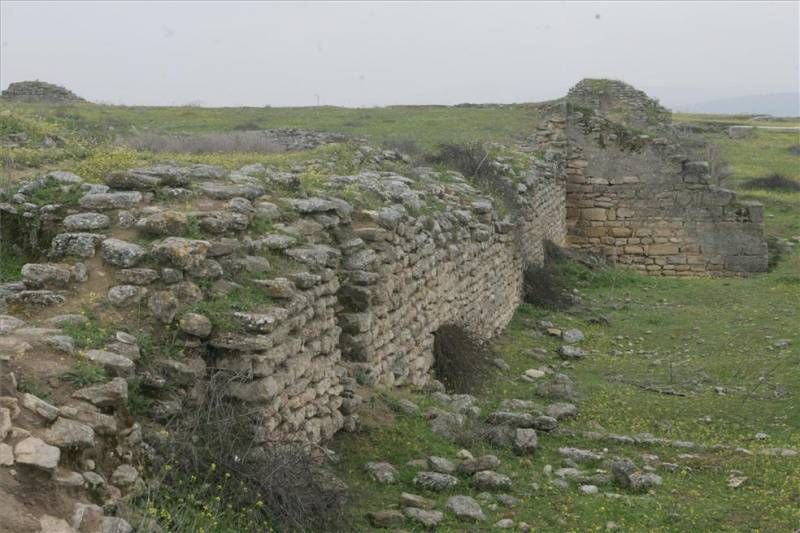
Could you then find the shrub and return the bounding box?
[427,142,497,181]
[523,262,573,311]
[381,138,426,161]
[742,174,800,192]
[136,371,348,532]
[432,324,493,394]
[522,242,575,310]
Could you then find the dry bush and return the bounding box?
[144,371,348,532]
[523,242,582,310]
[432,324,494,394]
[119,131,287,154]
[427,142,497,180]
[743,174,800,192]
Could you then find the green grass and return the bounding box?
[712,130,800,185]
[61,361,107,387]
[188,285,276,332]
[2,100,541,149]
[0,242,25,283]
[61,312,111,350]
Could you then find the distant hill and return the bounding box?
[674,93,799,117]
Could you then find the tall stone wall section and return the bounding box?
[562,81,768,275]
[338,140,566,387]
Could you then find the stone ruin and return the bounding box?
[0,79,768,530]
[560,79,768,274]
[1,81,87,103]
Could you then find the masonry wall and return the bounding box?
[562,82,768,275]
[338,155,566,387]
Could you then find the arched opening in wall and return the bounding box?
[432,323,493,394]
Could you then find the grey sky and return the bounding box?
[1,1,798,107]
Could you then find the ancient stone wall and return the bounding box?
[336,125,566,388]
[0,128,567,447]
[562,81,768,275]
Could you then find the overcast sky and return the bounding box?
[1,1,798,107]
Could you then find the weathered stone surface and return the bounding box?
[399,492,436,510]
[472,470,512,491]
[6,290,66,308]
[547,402,578,420]
[458,455,501,475]
[147,291,179,324]
[111,463,139,487]
[427,456,456,474]
[115,268,159,285]
[413,471,458,491]
[44,417,96,448]
[59,405,117,435]
[487,411,536,428]
[559,447,603,463]
[366,510,404,528]
[85,349,134,375]
[366,461,398,484]
[0,407,11,440]
[562,328,585,343]
[404,507,443,528]
[79,191,142,210]
[0,315,25,334]
[152,237,210,269]
[199,182,265,200]
[21,263,72,289]
[536,373,578,401]
[101,517,133,533]
[136,211,188,236]
[0,442,13,465]
[446,495,485,521]
[558,345,587,360]
[49,233,105,259]
[20,393,59,421]
[612,458,662,492]
[63,212,110,231]
[14,437,60,472]
[514,428,538,455]
[101,238,146,268]
[107,285,148,307]
[285,245,341,268]
[72,378,128,408]
[179,313,212,338]
[38,515,74,533]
